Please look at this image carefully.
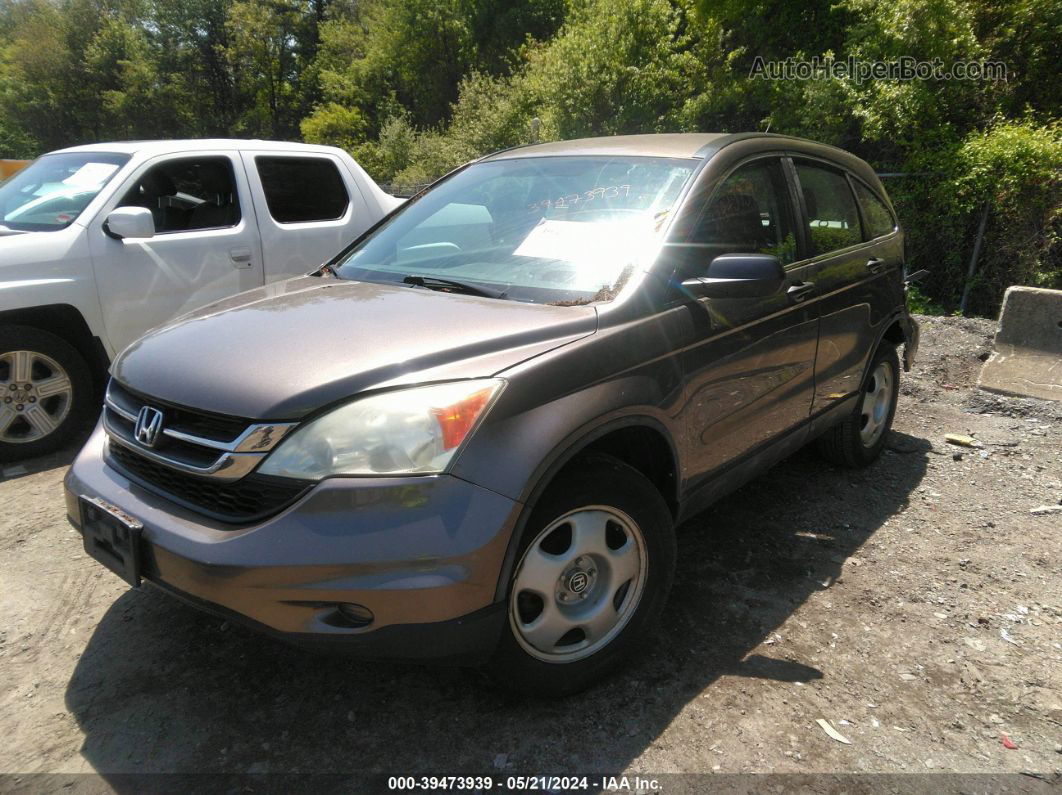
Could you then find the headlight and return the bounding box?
[257,379,503,480]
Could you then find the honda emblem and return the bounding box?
[134,406,164,448]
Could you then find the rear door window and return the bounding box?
[794,161,862,256]
[254,156,349,223]
[852,180,896,239]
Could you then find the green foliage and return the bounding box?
[0,0,328,147]
[521,0,716,139]
[887,174,973,308]
[462,0,567,75]
[905,283,947,315]
[367,0,725,185]
[842,0,987,161]
[952,117,1062,214]
[351,115,421,186]
[0,119,36,158]
[224,0,327,138]
[888,118,1061,314]
[300,102,366,151]
[977,0,1062,118]
[0,0,99,149]
[306,0,565,136]
[953,118,1061,306]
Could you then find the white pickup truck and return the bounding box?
[0,139,401,460]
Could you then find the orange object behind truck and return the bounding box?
[0,159,30,180]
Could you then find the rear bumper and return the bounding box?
[65,423,520,662]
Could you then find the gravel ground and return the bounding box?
[0,315,1059,790]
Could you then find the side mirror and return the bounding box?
[681,253,784,300]
[104,206,155,240]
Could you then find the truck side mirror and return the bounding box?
[104,207,155,240]
[681,253,784,299]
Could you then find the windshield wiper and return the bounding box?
[402,274,507,299]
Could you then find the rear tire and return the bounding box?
[0,325,95,463]
[815,343,900,468]
[489,455,676,696]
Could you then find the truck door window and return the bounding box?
[793,160,862,255]
[254,156,349,223]
[118,157,241,233]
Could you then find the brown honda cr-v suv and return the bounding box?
[66,133,919,695]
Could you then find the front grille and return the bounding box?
[108,442,310,523]
[102,379,302,522]
[105,408,220,468]
[108,380,249,443]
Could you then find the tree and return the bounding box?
[225,0,321,138]
[147,0,240,136]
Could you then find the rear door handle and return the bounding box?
[787,281,815,302]
[866,257,886,274]
[230,247,253,268]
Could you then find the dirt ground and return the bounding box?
[0,315,1059,791]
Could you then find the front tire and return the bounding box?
[815,343,900,468]
[0,325,95,463]
[490,455,676,696]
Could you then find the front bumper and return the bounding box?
[65,424,520,662]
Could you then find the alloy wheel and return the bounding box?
[0,350,74,444]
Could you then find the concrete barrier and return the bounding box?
[978,286,1062,401]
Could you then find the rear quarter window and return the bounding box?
[853,180,897,239]
[255,156,349,223]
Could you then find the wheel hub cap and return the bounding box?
[566,570,590,594]
[510,506,648,663]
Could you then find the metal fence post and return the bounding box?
[959,201,991,316]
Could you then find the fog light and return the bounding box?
[335,602,374,628]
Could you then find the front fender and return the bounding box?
[451,357,684,505]
[0,226,108,351]
[448,319,688,602]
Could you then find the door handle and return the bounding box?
[230,247,253,268]
[787,281,815,302]
[866,257,886,274]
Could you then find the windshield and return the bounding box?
[334,156,697,304]
[0,151,130,232]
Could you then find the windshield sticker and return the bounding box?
[61,162,119,189]
[513,217,656,266]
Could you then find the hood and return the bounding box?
[0,228,63,256]
[0,226,75,261]
[112,276,597,418]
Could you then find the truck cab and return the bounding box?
[0,139,400,460]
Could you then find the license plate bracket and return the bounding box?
[80,495,143,587]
